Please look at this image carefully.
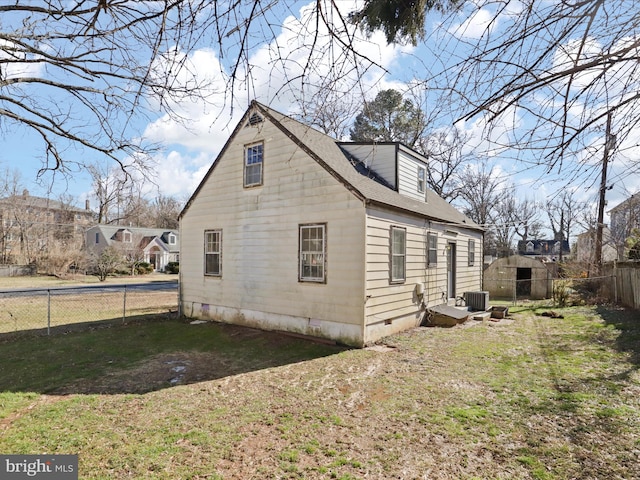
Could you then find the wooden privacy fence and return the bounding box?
[602,261,640,309]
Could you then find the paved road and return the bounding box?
[0,280,178,297]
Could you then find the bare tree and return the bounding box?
[148,195,182,230]
[455,164,507,256]
[513,198,543,243]
[88,246,122,282]
[429,1,640,187]
[297,89,363,140]
[489,188,542,257]
[88,162,128,224]
[492,189,519,258]
[546,190,590,261]
[418,127,472,202]
[1,2,394,178]
[456,164,505,226]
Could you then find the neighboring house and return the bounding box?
[575,228,617,264]
[0,189,94,264]
[483,255,556,300]
[517,239,570,260]
[608,194,640,259]
[179,101,484,347]
[86,225,179,271]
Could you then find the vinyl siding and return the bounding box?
[180,115,367,345]
[364,207,483,340]
[396,150,428,202]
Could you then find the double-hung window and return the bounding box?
[390,226,406,283]
[417,166,426,194]
[244,142,264,187]
[427,233,438,266]
[468,239,475,266]
[205,230,222,276]
[299,224,326,282]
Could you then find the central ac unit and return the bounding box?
[465,291,490,311]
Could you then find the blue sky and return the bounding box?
[2,0,638,231]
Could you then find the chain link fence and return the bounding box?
[486,275,616,306]
[0,282,178,336]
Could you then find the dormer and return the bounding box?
[162,231,177,246]
[338,142,429,202]
[113,228,132,243]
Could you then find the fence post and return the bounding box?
[123,285,127,324]
[47,289,51,336]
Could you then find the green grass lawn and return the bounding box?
[1,306,639,479]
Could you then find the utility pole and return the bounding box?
[594,112,614,277]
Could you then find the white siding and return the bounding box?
[180,116,368,346]
[339,144,397,188]
[363,207,483,343]
[397,149,428,202]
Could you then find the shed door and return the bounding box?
[517,268,532,296]
[447,242,456,299]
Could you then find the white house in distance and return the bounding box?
[179,101,484,347]
[86,225,179,272]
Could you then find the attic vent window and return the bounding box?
[247,112,264,126]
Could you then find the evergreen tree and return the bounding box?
[349,90,426,147]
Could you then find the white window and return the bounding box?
[244,143,264,187]
[299,224,326,282]
[123,231,132,243]
[168,234,176,245]
[417,166,426,193]
[205,230,222,276]
[468,239,475,266]
[427,233,438,266]
[391,226,406,283]
[526,241,534,253]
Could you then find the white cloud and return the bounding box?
[142,0,412,198]
[151,150,213,197]
[448,7,498,40]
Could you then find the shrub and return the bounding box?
[136,262,153,274]
[552,279,571,307]
[165,262,179,274]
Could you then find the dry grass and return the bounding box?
[1,305,639,479]
[0,272,176,289]
[0,275,177,333]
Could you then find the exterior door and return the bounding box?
[149,246,161,271]
[447,242,456,299]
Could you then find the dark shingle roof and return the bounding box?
[181,101,482,231]
[254,102,481,230]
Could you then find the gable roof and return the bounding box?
[181,101,482,231]
[88,225,179,251]
[0,192,92,215]
[609,193,640,214]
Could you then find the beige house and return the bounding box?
[0,190,94,264]
[608,194,640,259]
[179,102,484,347]
[575,228,617,265]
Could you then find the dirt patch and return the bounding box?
[51,351,239,395]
